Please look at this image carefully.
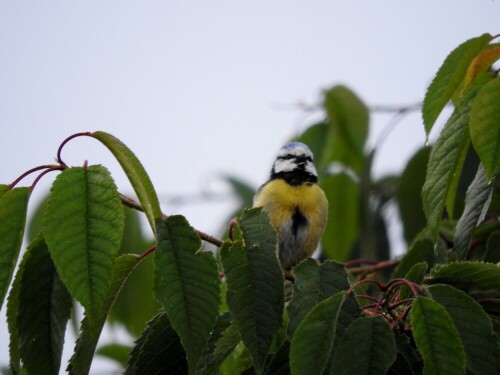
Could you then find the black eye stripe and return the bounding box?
[277,155,313,162]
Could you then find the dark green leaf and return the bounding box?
[220,208,284,374]
[320,173,359,261]
[388,332,422,375]
[96,344,132,367]
[426,261,500,292]
[154,215,221,374]
[92,131,162,234]
[422,90,478,242]
[196,313,236,375]
[44,165,125,330]
[330,315,397,375]
[68,254,139,375]
[0,185,30,310]
[422,33,492,134]
[324,85,369,174]
[485,231,500,263]
[454,165,494,259]
[287,259,350,338]
[394,229,446,278]
[125,311,188,375]
[427,284,500,374]
[7,235,44,373]
[411,296,466,375]
[399,262,428,300]
[290,292,345,375]
[397,147,431,244]
[263,341,290,375]
[17,234,72,375]
[470,77,500,180]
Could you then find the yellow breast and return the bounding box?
[253,179,328,267]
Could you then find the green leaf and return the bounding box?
[125,311,188,375]
[470,77,500,181]
[399,262,428,300]
[411,296,466,375]
[109,207,159,337]
[389,331,422,375]
[422,90,478,242]
[320,173,359,261]
[16,234,72,375]
[393,229,446,278]
[426,261,500,292]
[290,292,345,375]
[324,85,369,174]
[196,313,236,375]
[154,215,221,374]
[92,131,162,234]
[263,341,290,375]
[0,185,30,311]
[422,33,492,134]
[68,253,139,375]
[330,315,397,375]
[397,147,431,243]
[454,165,494,259]
[287,259,350,338]
[96,344,132,367]
[44,165,125,330]
[427,284,500,374]
[7,235,44,373]
[220,208,284,374]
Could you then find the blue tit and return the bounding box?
[253,142,328,270]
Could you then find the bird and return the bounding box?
[253,142,328,270]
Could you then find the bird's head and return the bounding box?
[270,142,318,185]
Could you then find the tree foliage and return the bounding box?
[1,33,500,374]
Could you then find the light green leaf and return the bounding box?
[0,185,30,311]
[92,131,161,234]
[290,292,345,375]
[427,284,500,375]
[68,253,139,375]
[287,259,350,338]
[17,234,72,375]
[470,77,500,181]
[426,261,500,292]
[320,173,359,261]
[454,165,494,259]
[330,315,397,375]
[422,90,477,242]
[422,33,492,134]
[44,165,125,330]
[125,311,188,375]
[220,208,284,374]
[324,85,369,174]
[154,215,221,374]
[411,296,466,375]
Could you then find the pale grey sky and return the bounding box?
[1,1,499,372]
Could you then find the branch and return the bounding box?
[119,193,224,248]
[347,258,399,276]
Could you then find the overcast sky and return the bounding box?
[1,1,500,372]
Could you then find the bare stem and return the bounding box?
[9,164,62,189]
[57,132,93,166]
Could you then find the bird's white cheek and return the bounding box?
[273,159,295,173]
